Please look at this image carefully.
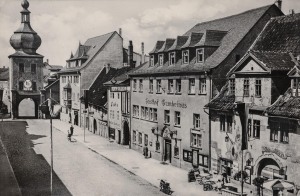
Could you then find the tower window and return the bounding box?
[19,63,24,73]
[19,81,24,90]
[31,64,36,74]
[32,82,37,91]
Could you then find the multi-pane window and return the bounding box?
[243,79,249,97]
[253,120,260,138]
[150,55,154,66]
[169,52,175,65]
[189,78,195,94]
[19,81,23,90]
[145,107,149,120]
[248,119,252,137]
[133,79,137,91]
[19,63,24,73]
[139,79,143,92]
[164,110,170,124]
[159,54,164,66]
[149,79,153,93]
[175,111,181,126]
[197,48,204,63]
[191,133,202,148]
[280,123,289,143]
[176,79,181,93]
[138,132,142,144]
[133,131,137,143]
[199,79,206,94]
[227,116,233,133]
[141,107,145,119]
[168,79,174,93]
[31,64,36,73]
[149,108,153,120]
[229,79,235,95]
[32,81,37,91]
[153,108,158,122]
[270,123,279,142]
[255,79,262,97]
[193,114,200,129]
[133,105,139,117]
[156,79,162,93]
[183,50,189,64]
[220,115,226,132]
[199,154,208,167]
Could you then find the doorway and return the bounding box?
[118,130,121,144]
[93,119,97,134]
[123,121,130,145]
[164,139,171,163]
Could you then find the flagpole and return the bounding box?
[241,149,243,196]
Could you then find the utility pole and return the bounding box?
[49,89,53,195]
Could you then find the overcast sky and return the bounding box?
[0,0,299,67]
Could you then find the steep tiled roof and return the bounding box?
[252,13,300,54]
[266,88,300,119]
[168,36,189,51]
[131,4,281,76]
[195,30,227,47]
[250,51,295,71]
[0,68,9,81]
[181,33,203,48]
[149,41,165,54]
[204,82,235,111]
[88,66,132,107]
[62,32,115,72]
[157,39,176,53]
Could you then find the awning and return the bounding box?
[263,179,294,191]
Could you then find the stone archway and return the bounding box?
[254,154,284,177]
[18,98,36,118]
[122,120,130,145]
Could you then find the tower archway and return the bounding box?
[18,98,36,118]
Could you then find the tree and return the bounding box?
[253,176,265,196]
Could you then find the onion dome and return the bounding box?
[10,0,41,54]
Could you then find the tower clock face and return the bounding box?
[24,80,32,91]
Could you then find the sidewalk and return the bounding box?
[52,119,219,196]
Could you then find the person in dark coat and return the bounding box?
[68,125,74,141]
[143,144,148,158]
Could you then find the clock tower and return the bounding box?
[9,0,43,118]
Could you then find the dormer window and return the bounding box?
[169,52,175,65]
[183,50,189,64]
[292,78,300,97]
[150,55,154,66]
[159,54,164,66]
[197,48,204,63]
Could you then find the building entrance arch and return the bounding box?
[18,98,36,118]
[122,120,130,145]
[254,154,285,179]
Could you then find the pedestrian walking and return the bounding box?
[143,144,148,158]
[68,125,74,142]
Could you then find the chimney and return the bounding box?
[119,28,122,37]
[141,42,145,64]
[47,59,49,64]
[289,9,295,15]
[105,63,110,74]
[128,40,134,68]
[276,0,282,10]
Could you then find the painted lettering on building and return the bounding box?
[262,146,287,159]
[145,98,159,106]
[111,86,129,92]
[161,99,187,108]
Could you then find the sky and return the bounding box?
[0,0,299,68]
